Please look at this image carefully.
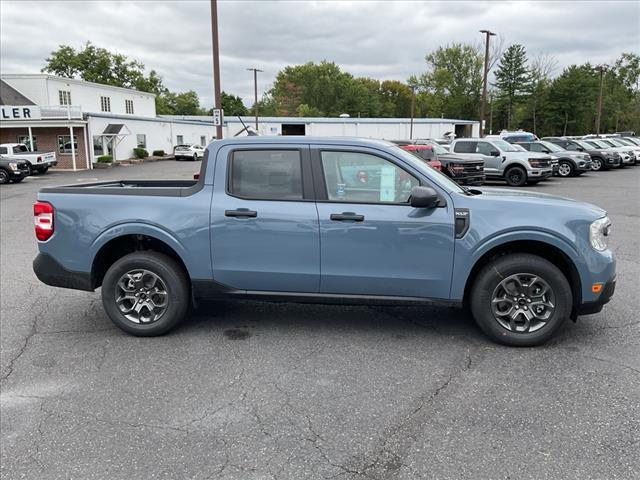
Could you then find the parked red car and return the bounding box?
[398,144,442,171]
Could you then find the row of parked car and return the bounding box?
[392,131,640,187]
[0,143,58,184]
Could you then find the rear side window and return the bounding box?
[230,150,302,200]
[453,141,477,153]
[0,147,7,155]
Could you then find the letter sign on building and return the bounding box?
[0,105,41,120]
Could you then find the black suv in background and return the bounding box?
[0,157,30,184]
[515,140,592,177]
[542,137,620,171]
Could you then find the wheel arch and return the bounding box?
[90,231,191,290]
[462,239,582,314]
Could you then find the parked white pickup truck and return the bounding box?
[0,143,57,174]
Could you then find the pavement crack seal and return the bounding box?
[1,312,39,383]
[341,346,483,479]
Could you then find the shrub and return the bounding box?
[152,150,165,157]
[133,147,149,159]
[97,155,113,163]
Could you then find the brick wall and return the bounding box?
[0,126,89,170]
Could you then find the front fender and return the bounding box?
[450,228,587,301]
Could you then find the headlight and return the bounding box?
[8,162,18,171]
[528,158,542,168]
[589,216,611,251]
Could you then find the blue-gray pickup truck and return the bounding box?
[33,137,616,346]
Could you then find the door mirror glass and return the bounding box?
[542,149,550,154]
[490,150,500,156]
[410,186,439,208]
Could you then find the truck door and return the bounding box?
[475,141,502,176]
[312,146,455,299]
[210,145,320,293]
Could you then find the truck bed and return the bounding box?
[40,179,201,197]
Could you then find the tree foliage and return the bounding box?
[493,44,530,129]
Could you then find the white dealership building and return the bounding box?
[1,73,479,171]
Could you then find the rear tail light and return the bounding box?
[37,156,42,162]
[34,201,54,241]
[193,172,200,180]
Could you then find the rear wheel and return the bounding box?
[101,251,190,336]
[558,161,574,177]
[505,166,527,187]
[39,166,49,174]
[192,153,198,161]
[470,253,572,346]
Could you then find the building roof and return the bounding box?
[0,79,35,105]
[160,115,479,125]
[1,74,156,98]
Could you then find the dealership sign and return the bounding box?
[1,105,41,120]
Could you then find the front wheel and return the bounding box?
[470,253,572,346]
[558,161,574,177]
[101,251,190,336]
[0,170,10,184]
[591,158,603,171]
[505,166,527,187]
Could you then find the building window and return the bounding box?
[17,135,37,151]
[200,136,207,146]
[136,134,146,148]
[100,96,111,112]
[58,135,78,154]
[59,90,72,105]
[125,99,134,114]
[176,135,184,145]
[93,136,104,156]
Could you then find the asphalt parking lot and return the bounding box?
[1,161,639,480]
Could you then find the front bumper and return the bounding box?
[33,253,93,291]
[577,277,616,316]
[529,168,553,179]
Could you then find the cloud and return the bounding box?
[1,0,638,108]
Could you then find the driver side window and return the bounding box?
[476,142,495,155]
[320,151,418,204]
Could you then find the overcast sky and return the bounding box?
[1,1,638,108]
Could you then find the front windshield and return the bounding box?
[492,139,520,152]
[575,140,593,150]
[589,140,610,149]
[609,138,630,147]
[539,141,564,152]
[390,145,465,193]
[425,140,448,155]
[624,137,640,146]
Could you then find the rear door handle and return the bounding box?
[330,212,364,222]
[225,209,257,218]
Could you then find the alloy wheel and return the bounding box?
[490,273,556,333]
[115,269,169,324]
[591,159,602,171]
[558,163,572,177]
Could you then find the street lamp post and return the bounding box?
[247,67,263,131]
[479,29,496,138]
[210,0,223,140]
[409,85,416,140]
[595,65,607,135]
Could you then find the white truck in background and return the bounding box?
[0,143,57,175]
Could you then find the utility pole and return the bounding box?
[247,67,263,131]
[409,85,416,140]
[489,90,494,135]
[595,65,607,135]
[210,0,223,140]
[479,29,496,137]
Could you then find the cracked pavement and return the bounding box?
[1,161,639,479]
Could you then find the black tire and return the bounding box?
[558,160,574,177]
[505,166,527,187]
[175,156,182,161]
[591,157,603,171]
[192,153,198,161]
[39,166,49,174]
[0,170,10,184]
[101,251,190,336]
[470,253,572,347]
[26,163,34,176]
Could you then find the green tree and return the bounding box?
[218,91,248,116]
[493,44,530,129]
[416,43,483,120]
[156,91,204,115]
[547,64,598,135]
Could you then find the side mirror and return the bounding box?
[542,149,550,154]
[410,186,439,208]
[576,147,584,151]
[490,150,500,156]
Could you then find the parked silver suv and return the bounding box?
[450,138,553,186]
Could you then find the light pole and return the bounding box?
[409,85,416,140]
[479,29,496,137]
[210,0,223,140]
[595,65,607,135]
[247,67,263,131]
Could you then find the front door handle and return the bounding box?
[330,212,364,222]
[225,208,257,218]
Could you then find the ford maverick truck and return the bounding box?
[33,137,616,346]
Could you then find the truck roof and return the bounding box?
[210,136,396,149]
